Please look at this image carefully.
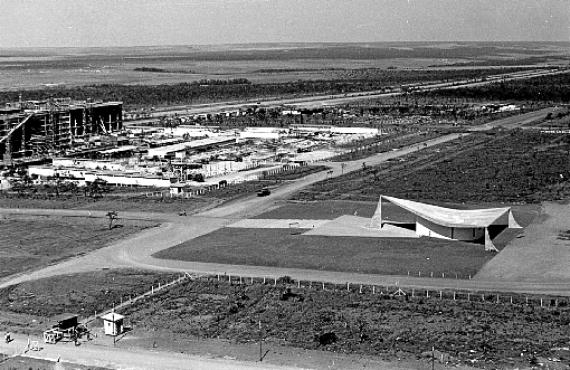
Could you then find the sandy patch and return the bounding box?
[227,218,329,229]
[303,215,418,238]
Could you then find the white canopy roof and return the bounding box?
[380,196,513,228]
[100,312,124,322]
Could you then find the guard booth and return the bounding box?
[43,313,78,344]
[101,312,124,336]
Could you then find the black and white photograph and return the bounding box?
[0,0,569,369]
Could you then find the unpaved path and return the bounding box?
[475,201,570,282]
[0,108,559,296]
[0,336,304,370]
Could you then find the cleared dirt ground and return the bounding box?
[118,278,570,369]
[0,269,175,334]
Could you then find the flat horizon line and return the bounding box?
[1,40,569,50]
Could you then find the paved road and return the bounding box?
[0,107,558,295]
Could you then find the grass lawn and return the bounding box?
[254,200,378,220]
[155,228,494,278]
[0,216,158,279]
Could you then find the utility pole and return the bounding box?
[431,346,435,370]
[258,320,263,361]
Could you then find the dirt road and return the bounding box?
[0,335,304,370]
[476,201,570,282]
[0,108,559,296]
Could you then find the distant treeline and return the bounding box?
[422,73,570,102]
[0,68,538,108]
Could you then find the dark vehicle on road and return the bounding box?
[257,187,271,197]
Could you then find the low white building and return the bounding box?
[100,312,124,336]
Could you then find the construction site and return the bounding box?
[1,47,570,369]
[0,98,123,163]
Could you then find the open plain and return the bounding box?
[2,41,570,370]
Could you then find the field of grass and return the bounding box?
[119,278,570,368]
[155,227,493,278]
[254,200,377,220]
[295,131,570,204]
[3,42,563,91]
[0,269,176,334]
[0,215,157,279]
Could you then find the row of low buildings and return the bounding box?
[16,123,381,190]
[1,97,384,191]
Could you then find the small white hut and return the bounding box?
[100,312,124,336]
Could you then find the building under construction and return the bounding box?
[0,99,122,163]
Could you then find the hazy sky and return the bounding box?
[0,0,568,48]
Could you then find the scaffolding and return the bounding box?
[0,100,123,163]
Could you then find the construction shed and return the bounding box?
[370,195,521,251]
[100,312,124,336]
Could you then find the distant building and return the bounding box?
[0,99,122,163]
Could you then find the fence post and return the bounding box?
[453,291,456,300]
[263,277,266,284]
[297,280,301,288]
[426,290,429,298]
[151,286,154,295]
[359,285,363,294]
[510,296,513,304]
[481,294,484,302]
[496,294,500,304]
[467,293,470,301]
[372,286,375,294]
[540,298,543,307]
[347,282,350,291]
[439,291,442,299]
[322,282,325,291]
[274,277,277,286]
[412,289,414,297]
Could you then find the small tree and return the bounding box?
[106,211,118,230]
